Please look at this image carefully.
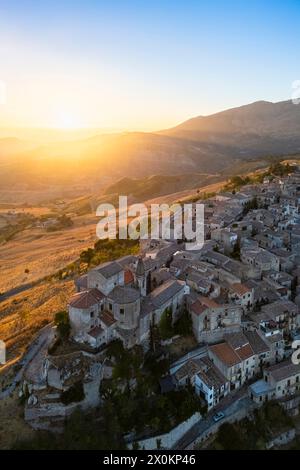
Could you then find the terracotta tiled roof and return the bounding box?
[209,342,240,367]
[235,343,254,361]
[88,325,104,338]
[69,288,104,309]
[174,359,202,381]
[124,269,134,285]
[100,310,117,327]
[230,283,252,295]
[190,300,208,316]
[224,332,255,361]
[197,362,227,389]
[198,296,219,308]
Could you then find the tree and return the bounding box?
[243,196,258,215]
[80,247,94,265]
[230,175,245,188]
[173,309,193,336]
[54,310,70,339]
[215,423,245,450]
[269,162,293,177]
[149,319,160,352]
[158,307,173,339]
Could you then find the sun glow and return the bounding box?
[53,111,85,129]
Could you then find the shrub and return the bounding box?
[61,381,85,405]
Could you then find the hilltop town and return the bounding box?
[4,162,300,449]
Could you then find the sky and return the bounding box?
[0,0,300,131]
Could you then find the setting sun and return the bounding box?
[53,111,85,129]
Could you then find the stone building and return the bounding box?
[68,258,188,349]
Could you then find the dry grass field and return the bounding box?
[0,280,75,363]
[0,213,98,292]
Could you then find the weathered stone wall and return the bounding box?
[128,412,202,450]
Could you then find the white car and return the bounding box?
[212,411,225,422]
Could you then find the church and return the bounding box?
[68,255,189,349]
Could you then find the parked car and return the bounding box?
[212,411,225,422]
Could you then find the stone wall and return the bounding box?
[128,412,202,450]
[266,429,296,449]
[198,325,241,344]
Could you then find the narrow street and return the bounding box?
[174,388,257,449]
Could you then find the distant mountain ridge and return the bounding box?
[1,99,300,197]
[161,100,300,137]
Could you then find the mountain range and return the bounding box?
[1,99,300,200]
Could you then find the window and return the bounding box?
[109,303,112,310]
[120,308,124,315]
[90,312,94,318]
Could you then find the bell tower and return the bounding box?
[135,257,147,297]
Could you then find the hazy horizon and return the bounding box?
[0,96,293,143]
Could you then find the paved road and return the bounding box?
[0,324,54,399]
[0,281,38,303]
[174,390,255,450]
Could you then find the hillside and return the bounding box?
[103,173,221,201]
